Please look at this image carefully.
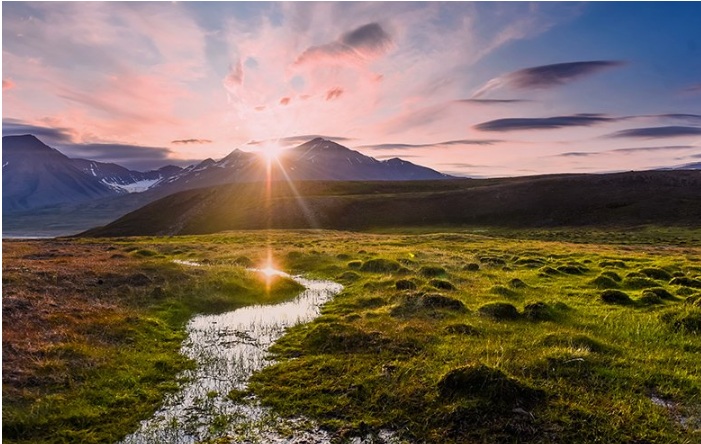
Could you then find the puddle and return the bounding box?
[172,259,203,267]
[650,394,701,432]
[120,272,343,443]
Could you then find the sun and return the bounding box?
[257,142,285,162]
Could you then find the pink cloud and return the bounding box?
[3,79,15,91]
[325,87,344,101]
[279,97,291,105]
[223,61,244,94]
[294,22,393,67]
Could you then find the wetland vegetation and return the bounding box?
[3,227,701,443]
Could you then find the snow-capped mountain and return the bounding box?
[2,135,182,212]
[154,137,452,194]
[2,134,450,213]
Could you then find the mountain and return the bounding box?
[83,170,701,237]
[70,159,182,193]
[2,135,182,212]
[2,135,118,212]
[2,135,453,236]
[154,137,451,194]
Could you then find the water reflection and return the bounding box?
[120,274,342,443]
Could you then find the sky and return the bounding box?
[2,1,700,175]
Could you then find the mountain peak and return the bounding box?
[297,137,346,152]
[3,134,55,152]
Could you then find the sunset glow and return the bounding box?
[257,142,285,163]
[2,2,700,175]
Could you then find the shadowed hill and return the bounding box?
[83,170,701,237]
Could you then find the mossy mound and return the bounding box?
[233,256,254,267]
[422,293,466,310]
[557,265,586,275]
[133,249,159,257]
[359,258,402,273]
[463,263,480,271]
[419,266,447,277]
[127,273,152,287]
[395,279,417,290]
[600,290,633,305]
[590,275,620,289]
[444,324,482,336]
[391,293,467,317]
[437,364,545,406]
[337,271,361,282]
[539,266,561,276]
[639,268,673,281]
[479,256,507,266]
[301,324,389,354]
[677,287,696,296]
[670,277,701,289]
[523,302,555,321]
[478,302,520,321]
[515,258,545,268]
[600,271,622,282]
[642,287,676,301]
[600,260,627,268]
[622,277,659,289]
[509,278,528,289]
[638,293,663,305]
[347,260,362,269]
[430,279,456,291]
[491,285,518,298]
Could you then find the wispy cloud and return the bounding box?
[556,152,600,158]
[682,83,701,94]
[247,135,355,147]
[607,126,701,139]
[361,139,502,150]
[455,98,531,105]
[474,114,616,132]
[473,60,624,98]
[294,22,393,66]
[2,119,75,143]
[325,87,344,101]
[647,113,701,123]
[2,79,15,91]
[612,145,696,153]
[2,119,191,170]
[171,139,213,145]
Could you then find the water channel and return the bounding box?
[120,271,343,443]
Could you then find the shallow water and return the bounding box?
[120,272,343,443]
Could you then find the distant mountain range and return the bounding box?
[2,135,450,214]
[84,170,701,237]
[2,135,182,212]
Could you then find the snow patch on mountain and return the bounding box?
[102,177,163,193]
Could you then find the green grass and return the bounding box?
[4,228,701,443]
[2,241,303,444]
[242,229,701,443]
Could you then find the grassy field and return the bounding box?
[3,227,701,443]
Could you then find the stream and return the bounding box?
[120,271,343,443]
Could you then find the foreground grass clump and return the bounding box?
[2,239,303,444]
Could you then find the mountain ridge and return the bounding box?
[2,134,451,214]
[82,170,701,237]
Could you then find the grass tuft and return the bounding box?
[478,302,520,320]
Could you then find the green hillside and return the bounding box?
[84,170,701,237]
